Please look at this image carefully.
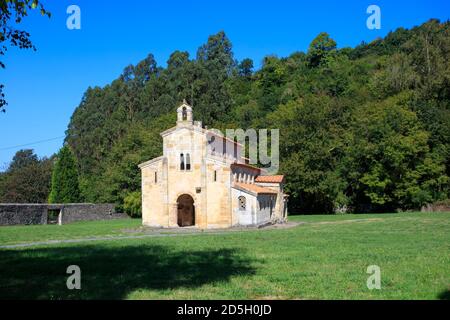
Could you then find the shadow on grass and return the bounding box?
[437,289,450,300]
[0,244,256,299]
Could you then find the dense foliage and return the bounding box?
[63,21,450,213]
[123,191,142,217]
[48,145,81,203]
[1,20,448,213]
[0,149,53,202]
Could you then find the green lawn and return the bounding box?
[0,218,142,245]
[0,212,448,299]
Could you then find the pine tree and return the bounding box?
[48,145,81,203]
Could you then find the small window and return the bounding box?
[214,170,217,182]
[154,171,157,183]
[186,153,191,170]
[180,153,185,170]
[238,196,246,211]
[182,107,187,120]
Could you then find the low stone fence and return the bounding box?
[0,203,128,226]
[420,203,450,212]
[421,201,450,212]
[0,204,48,225]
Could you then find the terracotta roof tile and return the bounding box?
[254,175,285,183]
[233,182,277,195]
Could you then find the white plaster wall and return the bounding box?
[232,188,259,226]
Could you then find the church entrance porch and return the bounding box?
[177,194,195,227]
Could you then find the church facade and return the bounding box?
[138,101,288,229]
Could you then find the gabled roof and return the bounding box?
[176,100,192,112]
[255,175,285,183]
[233,182,277,196]
[138,156,165,169]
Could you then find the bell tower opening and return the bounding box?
[177,99,193,125]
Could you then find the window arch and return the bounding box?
[186,153,191,170]
[180,153,185,170]
[238,196,246,211]
[182,107,187,120]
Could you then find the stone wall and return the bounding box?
[421,201,450,212]
[61,204,127,224]
[0,203,128,226]
[0,204,48,226]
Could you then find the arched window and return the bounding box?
[238,196,246,211]
[186,153,191,170]
[213,170,217,182]
[182,107,187,120]
[180,153,185,170]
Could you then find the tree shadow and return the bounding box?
[437,289,450,300]
[0,243,257,299]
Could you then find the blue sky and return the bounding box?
[1,0,449,169]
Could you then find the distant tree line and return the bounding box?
[1,20,449,214]
[0,149,53,203]
[0,146,81,204]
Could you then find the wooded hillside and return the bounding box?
[3,19,448,214]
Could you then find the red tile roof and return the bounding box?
[233,182,277,195]
[254,175,285,183]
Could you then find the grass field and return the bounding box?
[0,212,448,299]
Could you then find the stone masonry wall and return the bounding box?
[0,204,48,225]
[61,204,127,223]
[0,203,128,226]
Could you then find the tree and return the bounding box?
[0,0,50,111]
[307,32,337,67]
[62,22,450,213]
[8,149,38,171]
[134,53,158,85]
[195,31,235,123]
[238,58,254,78]
[341,95,448,211]
[48,145,81,203]
[0,149,53,203]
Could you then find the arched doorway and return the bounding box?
[177,194,195,227]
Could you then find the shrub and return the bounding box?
[123,191,142,217]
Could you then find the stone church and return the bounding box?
[138,101,288,229]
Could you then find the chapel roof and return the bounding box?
[233,182,277,195]
[254,175,285,183]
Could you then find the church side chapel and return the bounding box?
[138,101,288,229]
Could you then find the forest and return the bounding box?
[1,19,449,214]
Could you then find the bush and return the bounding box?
[123,191,142,217]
